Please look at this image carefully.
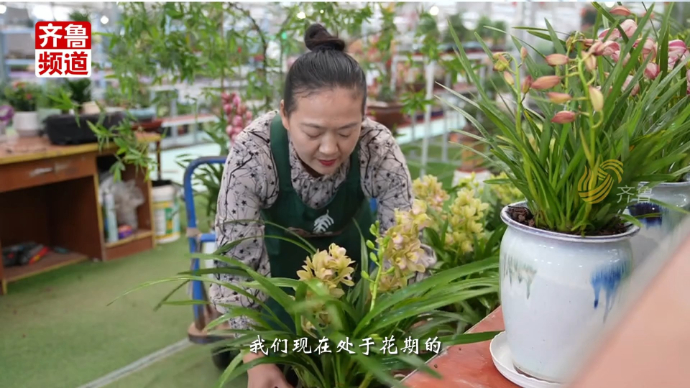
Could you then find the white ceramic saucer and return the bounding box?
[490,332,563,388]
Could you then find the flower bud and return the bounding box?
[611,50,630,66]
[598,41,620,57]
[644,63,660,80]
[669,40,688,66]
[620,19,637,38]
[547,92,572,104]
[551,111,577,124]
[546,53,569,66]
[493,54,510,71]
[503,71,514,86]
[623,75,640,96]
[599,28,621,41]
[634,38,657,61]
[589,86,604,111]
[521,75,532,94]
[584,53,597,71]
[531,75,562,90]
[520,47,528,60]
[610,6,631,16]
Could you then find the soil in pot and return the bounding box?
[506,205,628,236]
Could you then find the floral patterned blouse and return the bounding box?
[211,110,431,330]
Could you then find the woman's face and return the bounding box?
[280,87,363,176]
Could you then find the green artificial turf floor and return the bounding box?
[0,138,459,388]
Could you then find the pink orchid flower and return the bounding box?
[551,111,577,124]
[633,38,657,61]
[611,50,631,66]
[620,19,637,37]
[623,75,640,96]
[599,28,621,41]
[644,63,660,80]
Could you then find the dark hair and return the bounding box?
[283,23,367,116]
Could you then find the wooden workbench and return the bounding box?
[0,133,160,295]
[404,307,516,387]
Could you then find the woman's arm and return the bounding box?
[211,130,274,329]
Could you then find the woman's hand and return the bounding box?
[245,353,294,388]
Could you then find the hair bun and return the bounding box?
[304,23,346,52]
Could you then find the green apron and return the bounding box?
[259,115,375,333]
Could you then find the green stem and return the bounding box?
[369,254,383,312]
[358,373,374,388]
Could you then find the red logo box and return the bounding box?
[35,21,91,50]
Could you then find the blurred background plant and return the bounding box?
[2,82,39,112]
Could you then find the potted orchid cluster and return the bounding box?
[446,2,690,384]
[120,201,500,388]
[412,173,523,327]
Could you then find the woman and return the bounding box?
[212,24,431,388]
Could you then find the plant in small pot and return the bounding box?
[116,202,501,387]
[3,82,40,137]
[64,78,94,113]
[445,3,690,384]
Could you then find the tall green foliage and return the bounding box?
[443,2,690,235]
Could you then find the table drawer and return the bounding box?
[0,153,95,193]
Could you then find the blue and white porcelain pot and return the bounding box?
[499,201,638,383]
[627,178,690,269]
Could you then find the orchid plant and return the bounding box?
[444,2,690,236]
[117,201,500,388]
[412,173,522,326]
[581,5,690,182]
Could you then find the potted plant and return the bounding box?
[64,79,94,113]
[446,3,689,384]
[3,82,40,137]
[116,202,500,387]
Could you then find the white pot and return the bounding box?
[499,201,638,383]
[627,179,690,269]
[81,102,101,115]
[13,111,41,136]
